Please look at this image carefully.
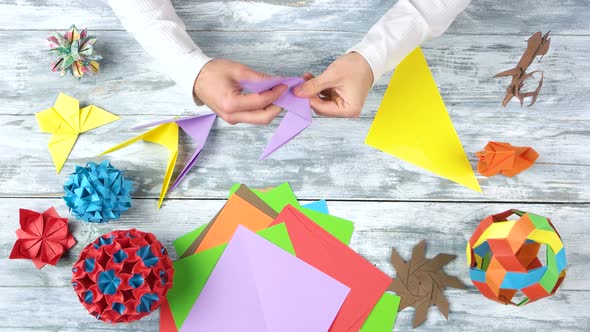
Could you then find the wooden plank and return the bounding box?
[0,114,588,202]
[0,31,587,118]
[0,199,587,330]
[1,0,589,35]
[0,287,586,331]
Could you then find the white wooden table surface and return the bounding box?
[1,0,589,331]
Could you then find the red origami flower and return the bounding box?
[9,207,76,269]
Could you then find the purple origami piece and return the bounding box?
[242,77,312,160]
[132,113,216,192]
[181,226,350,332]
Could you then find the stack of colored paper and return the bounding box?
[160,183,401,332]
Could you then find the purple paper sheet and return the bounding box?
[132,113,216,192]
[180,226,350,332]
[241,77,312,160]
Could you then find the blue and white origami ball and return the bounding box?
[64,161,133,223]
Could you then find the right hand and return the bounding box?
[194,59,288,125]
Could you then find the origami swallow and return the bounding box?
[36,93,120,173]
[476,142,539,177]
[495,31,551,107]
[101,114,216,208]
[241,77,312,160]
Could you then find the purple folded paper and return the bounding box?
[242,77,312,160]
[181,226,350,332]
[132,113,216,192]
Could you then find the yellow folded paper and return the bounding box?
[36,93,119,173]
[100,123,179,208]
[365,48,481,192]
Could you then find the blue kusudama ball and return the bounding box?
[64,161,133,223]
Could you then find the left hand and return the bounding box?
[294,52,373,117]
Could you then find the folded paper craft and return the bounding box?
[100,114,215,208]
[495,32,551,107]
[388,240,466,328]
[365,48,481,192]
[72,229,174,323]
[63,161,133,223]
[467,210,567,306]
[9,207,76,269]
[476,142,539,177]
[270,205,393,332]
[36,93,119,173]
[242,77,312,160]
[48,25,102,78]
[181,226,350,332]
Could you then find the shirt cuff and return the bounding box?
[165,50,213,106]
[347,46,383,88]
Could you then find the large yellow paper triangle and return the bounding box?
[100,122,179,208]
[365,48,481,192]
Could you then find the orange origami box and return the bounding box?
[476,142,538,177]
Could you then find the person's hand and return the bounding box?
[294,52,373,117]
[194,59,287,125]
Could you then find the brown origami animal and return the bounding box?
[495,31,550,107]
[476,142,539,177]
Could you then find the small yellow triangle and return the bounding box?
[365,48,481,192]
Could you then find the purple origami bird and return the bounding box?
[242,77,312,160]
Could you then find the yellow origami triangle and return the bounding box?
[365,48,481,192]
[100,123,179,208]
[36,93,120,173]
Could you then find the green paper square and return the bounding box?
[360,292,400,332]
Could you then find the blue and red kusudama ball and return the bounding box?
[72,229,174,323]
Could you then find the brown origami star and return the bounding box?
[388,240,466,328]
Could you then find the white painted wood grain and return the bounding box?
[1,32,588,118]
[1,0,588,331]
[1,0,589,35]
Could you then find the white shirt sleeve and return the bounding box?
[107,0,212,104]
[350,0,471,84]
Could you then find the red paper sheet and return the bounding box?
[270,205,392,332]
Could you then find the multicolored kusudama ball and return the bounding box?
[467,210,566,306]
[72,229,173,323]
[64,160,133,223]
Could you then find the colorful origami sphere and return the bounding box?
[467,210,567,305]
[72,229,173,323]
[64,161,133,223]
[47,24,102,78]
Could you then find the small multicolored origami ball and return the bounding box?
[72,229,174,323]
[63,161,133,223]
[467,210,566,306]
[47,25,102,78]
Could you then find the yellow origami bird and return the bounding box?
[100,123,179,208]
[36,93,120,173]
